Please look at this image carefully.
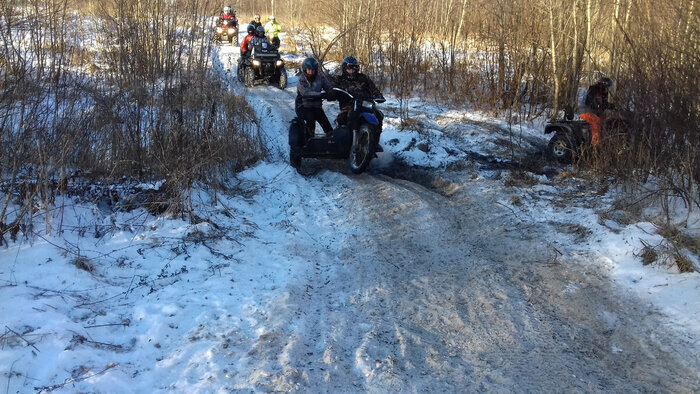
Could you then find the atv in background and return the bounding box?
[214,18,238,45]
[545,106,631,164]
[237,42,287,89]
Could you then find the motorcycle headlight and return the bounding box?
[223,21,229,25]
[216,27,223,33]
[252,59,261,66]
[275,60,283,67]
[228,28,235,34]
[361,100,375,110]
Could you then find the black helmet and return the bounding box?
[301,57,319,81]
[247,24,255,34]
[255,26,265,37]
[598,77,613,88]
[342,56,360,78]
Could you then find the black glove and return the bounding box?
[319,92,327,100]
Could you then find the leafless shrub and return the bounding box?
[0,0,264,240]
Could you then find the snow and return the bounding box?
[2,24,699,393]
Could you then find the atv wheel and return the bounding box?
[278,68,288,89]
[236,65,244,82]
[349,125,375,174]
[244,67,255,88]
[547,133,575,164]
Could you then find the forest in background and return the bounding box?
[0,0,698,239]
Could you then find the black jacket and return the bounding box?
[333,73,381,108]
[584,83,610,115]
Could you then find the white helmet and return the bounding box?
[269,15,275,21]
[223,6,231,14]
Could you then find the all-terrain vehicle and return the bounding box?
[289,88,385,174]
[545,107,631,163]
[214,18,238,45]
[237,42,287,89]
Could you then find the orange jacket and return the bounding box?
[240,34,254,54]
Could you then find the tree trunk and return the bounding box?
[548,0,560,116]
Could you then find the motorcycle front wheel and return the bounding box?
[349,124,375,174]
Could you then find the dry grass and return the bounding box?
[72,256,94,273]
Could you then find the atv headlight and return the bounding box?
[228,28,235,34]
[276,60,283,67]
[252,59,261,66]
[216,27,223,33]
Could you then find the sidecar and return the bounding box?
[288,118,353,169]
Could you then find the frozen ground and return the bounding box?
[1,32,699,393]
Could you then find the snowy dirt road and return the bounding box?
[214,46,700,392]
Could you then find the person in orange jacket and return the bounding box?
[237,24,256,76]
[581,77,613,147]
[240,24,255,57]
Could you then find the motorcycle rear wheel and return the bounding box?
[349,125,375,174]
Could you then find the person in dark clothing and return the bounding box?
[333,56,384,127]
[250,14,262,28]
[581,76,613,147]
[296,57,334,136]
[248,25,271,49]
[584,77,612,115]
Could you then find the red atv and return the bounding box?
[214,18,238,45]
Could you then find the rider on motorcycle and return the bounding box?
[333,56,384,127]
[296,57,334,136]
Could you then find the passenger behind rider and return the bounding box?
[296,57,334,137]
[250,14,262,28]
[265,16,282,49]
[333,56,384,129]
[580,77,613,148]
[238,24,256,70]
